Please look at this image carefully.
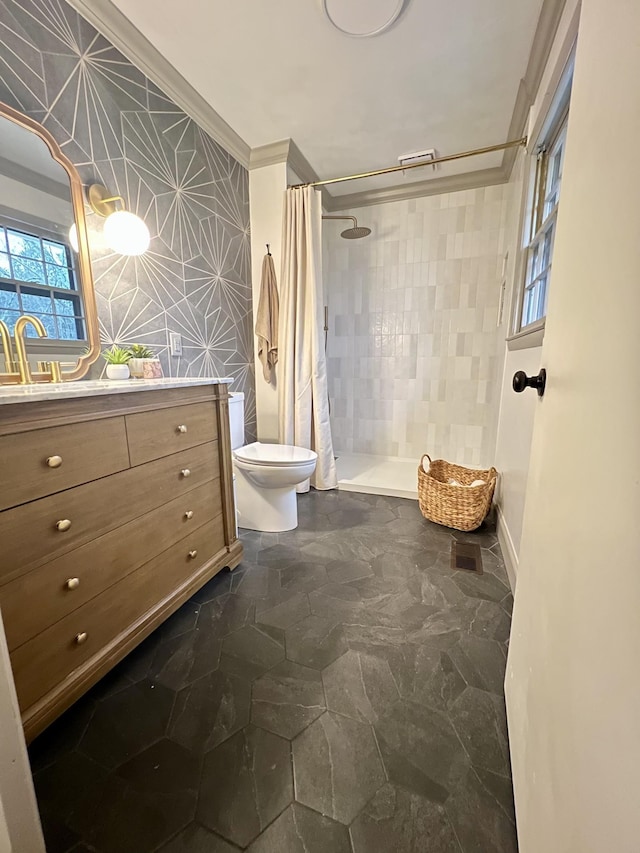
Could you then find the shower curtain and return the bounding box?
[278,186,337,491]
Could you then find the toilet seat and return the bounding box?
[233,442,317,467]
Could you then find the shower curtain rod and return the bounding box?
[289,137,527,189]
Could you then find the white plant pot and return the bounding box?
[106,363,130,380]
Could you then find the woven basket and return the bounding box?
[417,454,498,531]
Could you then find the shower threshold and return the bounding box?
[335,452,418,500]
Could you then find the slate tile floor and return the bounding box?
[30,490,517,853]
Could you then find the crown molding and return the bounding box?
[249,140,292,170]
[325,167,508,211]
[0,156,70,200]
[65,0,251,169]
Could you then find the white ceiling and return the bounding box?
[111,0,544,194]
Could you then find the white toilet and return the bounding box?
[228,393,317,532]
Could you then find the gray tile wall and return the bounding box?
[325,187,508,467]
[0,0,255,439]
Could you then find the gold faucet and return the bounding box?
[0,320,18,375]
[14,315,62,385]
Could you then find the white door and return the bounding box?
[505,1,640,851]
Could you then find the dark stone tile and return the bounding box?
[285,614,347,669]
[256,590,310,630]
[343,622,408,655]
[169,670,250,752]
[29,693,96,773]
[452,570,510,603]
[78,680,175,769]
[300,530,388,563]
[374,700,469,803]
[280,561,330,594]
[322,650,399,724]
[350,783,462,853]
[292,711,385,825]
[469,600,512,643]
[197,593,255,638]
[448,635,507,696]
[189,570,233,604]
[39,811,80,853]
[247,803,351,853]
[369,644,466,711]
[230,565,281,599]
[198,726,293,848]
[155,600,201,642]
[372,552,420,581]
[257,544,305,568]
[501,592,514,616]
[148,626,223,691]
[326,558,373,583]
[449,688,511,777]
[252,660,325,738]
[219,624,285,680]
[158,824,240,852]
[116,739,200,793]
[445,766,518,853]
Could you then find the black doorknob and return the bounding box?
[512,368,546,397]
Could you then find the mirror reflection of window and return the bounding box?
[0,114,86,346]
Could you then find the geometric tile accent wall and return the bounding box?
[0,0,255,440]
[325,185,508,467]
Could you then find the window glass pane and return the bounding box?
[8,230,42,261]
[0,230,7,252]
[24,313,56,337]
[0,285,19,310]
[0,308,20,329]
[46,263,71,289]
[21,290,53,315]
[56,315,83,340]
[0,252,11,278]
[54,294,77,316]
[542,224,554,270]
[12,257,46,284]
[43,240,67,266]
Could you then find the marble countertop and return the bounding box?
[0,376,234,405]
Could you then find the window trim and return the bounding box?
[508,44,575,350]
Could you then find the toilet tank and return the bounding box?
[228,392,245,450]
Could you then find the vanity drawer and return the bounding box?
[0,417,129,512]
[126,402,218,466]
[0,441,221,583]
[0,479,223,651]
[11,520,224,712]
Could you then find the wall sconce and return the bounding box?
[87,184,150,256]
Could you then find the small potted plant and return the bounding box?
[127,343,155,379]
[103,345,131,380]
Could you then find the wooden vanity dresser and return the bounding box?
[0,379,242,741]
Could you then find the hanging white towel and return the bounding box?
[255,252,279,383]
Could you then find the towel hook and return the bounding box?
[266,243,271,255]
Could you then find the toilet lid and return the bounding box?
[234,442,317,467]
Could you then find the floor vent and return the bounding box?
[451,541,483,574]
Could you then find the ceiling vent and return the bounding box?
[398,148,437,176]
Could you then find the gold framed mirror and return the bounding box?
[0,101,100,384]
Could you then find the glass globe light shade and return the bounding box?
[103,210,150,256]
[68,223,79,253]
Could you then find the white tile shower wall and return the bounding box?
[325,186,508,466]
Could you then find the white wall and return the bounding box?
[248,162,286,442]
[494,0,580,583]
[324,186,508,466]
[0,173,73,234]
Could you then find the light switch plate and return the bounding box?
[169,332,182,356]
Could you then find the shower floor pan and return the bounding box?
[335,452,418,500]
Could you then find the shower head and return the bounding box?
[340,224,372,239]
[322,214,371,240]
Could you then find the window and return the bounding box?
[517,113,568,333]
[0,223,85,341]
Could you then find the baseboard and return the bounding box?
[496,506,518,592]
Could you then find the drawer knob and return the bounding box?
[75,632,88,645]
[181,468,191,478]
[177,424,188,434]
[65,577,80,590]
[188,549,198,559]
[184,510,194,520]
[56,519,72,532]
[46,455,63,468]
